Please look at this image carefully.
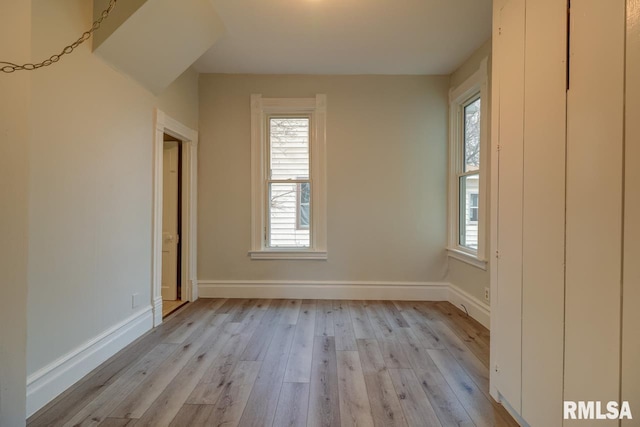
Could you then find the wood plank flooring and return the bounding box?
[162,299,188,318]
[27,299,519,427]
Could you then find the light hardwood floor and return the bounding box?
[27,299,518,427]
[162,299,188,318]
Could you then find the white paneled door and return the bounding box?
[161,141,179,301]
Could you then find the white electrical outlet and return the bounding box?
[132,293,140,309]
[484,287,490,302]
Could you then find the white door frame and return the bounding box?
[152,109,198,326]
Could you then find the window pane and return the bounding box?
[297,182,310,229]
[269,182,310,248]
[459,174,479,250]
[270,117,309,180]
[464,98,481,172]
[469,193,479,222]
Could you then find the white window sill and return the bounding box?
[249,250,328,260]
[447,247,487,270]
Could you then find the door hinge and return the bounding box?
[495,250,500,259]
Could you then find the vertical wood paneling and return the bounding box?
[520,1,567,426]
[622,0,640,424]
[493,2,632,424]
[494,0,526,411]
[488,0,504,401]
[564,1,626,424]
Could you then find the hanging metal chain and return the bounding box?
[0,0,118,73]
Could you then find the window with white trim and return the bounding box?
[250,94,327,260]
[448,59,488,268]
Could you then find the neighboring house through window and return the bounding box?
[448,58,488,269]
[268,117,311,247]
[469,193,479,222]
[459,96,481,250]
[250,94,327,260]
[297,181,310,230]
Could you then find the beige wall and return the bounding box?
[26,0,199,404]
[447,258,489,300]
[198,74,449,283]
[157,66,200,130]
[446,39,491,302]
[0,2,31,425]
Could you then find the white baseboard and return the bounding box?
[191,279,199,300]
[153,296,163,327]
[447,282,491,329]
[498,392,528,426]
[26,306,153,418]
[198,280,490,329]
[198,280,450,301]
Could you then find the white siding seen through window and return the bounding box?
[268,117,311,247]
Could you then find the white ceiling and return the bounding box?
[194,0,492,75]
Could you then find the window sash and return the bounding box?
[455,91,482,254]
[458,173,480,250]
[266,180,312,248]
[469,193,479,222]
[265,114,313,248]
[267,114,311,181]
[296,182,310,230]
[461,95,482,173]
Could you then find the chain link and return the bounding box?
[1,0,117,73]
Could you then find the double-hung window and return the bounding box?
[448,59,488,268]
[250,94,327,260]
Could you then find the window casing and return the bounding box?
[250,94,327,260]
[448,59,488,269]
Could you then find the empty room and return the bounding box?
[1,0,638,426]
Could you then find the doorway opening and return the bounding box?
[152,109,198,326]
[161,133,187,318]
